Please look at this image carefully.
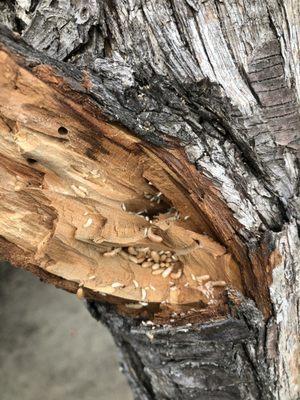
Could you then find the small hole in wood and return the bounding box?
[58,126,68,135]
[26,158,37,164]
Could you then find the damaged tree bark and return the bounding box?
[0,1,299,399]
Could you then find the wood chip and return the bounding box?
[211,280,227,287]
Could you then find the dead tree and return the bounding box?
[0,1,299,399]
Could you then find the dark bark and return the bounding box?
[87,299,273,400]
[0,1,299,399]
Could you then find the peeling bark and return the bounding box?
[0,1,299,399]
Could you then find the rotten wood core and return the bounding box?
[0,35,274,323]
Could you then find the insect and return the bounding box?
[104,248,122,257]
[141,288,147,301]
[147,227,163,243]
[83,217,93,228]
[111,282,124,288]
[162,266,173,278]
[76,287,84,299]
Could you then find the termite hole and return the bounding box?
[58,126,68,135]
[26,158,37,164]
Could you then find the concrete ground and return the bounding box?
[0,262,133,400]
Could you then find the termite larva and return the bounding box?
[170,269,182,280]
[141,261,153,268]
[196,274,210,283]
[152,263,160,270]
[141,288,147,301]
[147,227,163,243]
[76,287,84,299]
[128,246,138,255]
[111,282,124,288]
[152,268,164,275]
[132,280,139,288]
[83,217,93,228]
[78,185,88,195]
[150,251,160,263]
[125,303,144,309]
[162,266,173,278]
[103,248,121,257]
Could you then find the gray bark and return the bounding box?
[0,1,299,399]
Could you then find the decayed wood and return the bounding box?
[0,34,245,319]
[0,0,299,399]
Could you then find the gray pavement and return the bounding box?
[0,262,133,400]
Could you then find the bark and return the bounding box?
[0,1,299,400]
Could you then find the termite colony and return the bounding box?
[0,56,244,326]
[76,182,229,308]
[104,246,182,280]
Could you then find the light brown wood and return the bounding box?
[0,49,243,314]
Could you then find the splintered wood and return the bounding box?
[0,49,244,313]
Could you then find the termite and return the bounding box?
[125,303,144,309]
[103,248,122,257]
[162,266,173,278]
[170,269,182,280]
[111,282,124,288]
[147,227,163,243]
[83,218,93,228]
[196,274,210,283]
[132,280,139,288]
[141,288,147,301]
[76,287,84,299]
[152,268,164,275]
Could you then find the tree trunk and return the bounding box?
[0,1,299,399]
